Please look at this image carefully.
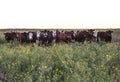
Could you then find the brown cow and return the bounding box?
[56,30,73,43]
[86,29,95,42]
[76,30,86,43]
[97,30,113,42]
[16,32,28,43]
[65,31,73,42]
[75,30,95,43]
[4,32,18,42]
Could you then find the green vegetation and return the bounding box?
[0,41,120,82]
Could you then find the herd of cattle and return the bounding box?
[3,29,113,46]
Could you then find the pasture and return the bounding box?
[0,29,120,82]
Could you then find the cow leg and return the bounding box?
[52,39,56,43]
[36,39,40,46]
[97,36,100,42]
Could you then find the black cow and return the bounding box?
[28,31,36,43]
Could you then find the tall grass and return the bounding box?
[0,41,120,82]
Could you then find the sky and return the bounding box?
[0,0,120,29]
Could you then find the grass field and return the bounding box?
[0,29,120,82]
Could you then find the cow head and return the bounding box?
[52,30,56,37]
[72,30,77,37]
[88,29,95,35]
[36,31,41,38]
[44,32,48,38]
[106,30,113,34]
